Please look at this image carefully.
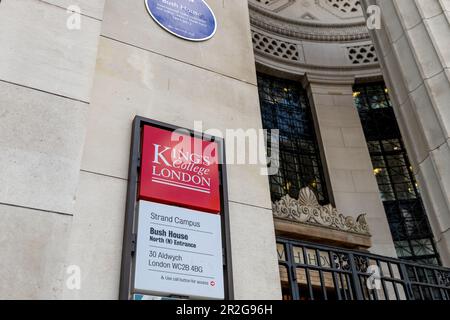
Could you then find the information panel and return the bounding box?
[133,200,224,299]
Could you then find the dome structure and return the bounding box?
[249,0,381,81]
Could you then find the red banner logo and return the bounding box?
[139,125,221,214]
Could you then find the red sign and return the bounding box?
[139,125,221,214]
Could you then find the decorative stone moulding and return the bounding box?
[253,0,296,12]
[249,1,369,42]
[318,0,363,19]
[252,30,300,62]
[272,187,371,236]
[347,44,378,64]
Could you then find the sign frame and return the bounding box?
[144,0,218,42]
[119,116,233,300]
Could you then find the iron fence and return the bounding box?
[277,238,450,300]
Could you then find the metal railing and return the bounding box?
[277,238,450,300]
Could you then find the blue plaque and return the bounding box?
[145,0,217,41]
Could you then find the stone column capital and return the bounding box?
[302,73,356,88]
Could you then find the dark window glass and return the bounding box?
[257,73,329,204]
[354,82,440,265]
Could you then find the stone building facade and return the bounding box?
[0,0,449,299]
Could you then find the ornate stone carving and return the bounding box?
[318,0,362,18]
[249,2,370,42]
[347,44,378,64]
[272,187,370,235]
[249,1,382,78]
[252,31,300,62]
[253,0,297,13]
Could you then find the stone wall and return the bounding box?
[0,0,105,299]
[62,0,281,300]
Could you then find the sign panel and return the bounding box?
[134,201,224,299]
[145,0,217,41]
[139,125,221,213]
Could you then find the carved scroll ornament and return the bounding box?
[272,187,370,235]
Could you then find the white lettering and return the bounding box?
[153,144,172,166]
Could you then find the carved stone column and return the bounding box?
[361,0,450,266]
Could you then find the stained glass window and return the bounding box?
[257,73,329,204]
[354,82,440,265]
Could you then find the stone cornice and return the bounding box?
[249,2,370,42]
[255,49,380,71]
[254,51,383,82]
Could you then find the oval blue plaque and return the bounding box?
[145,0,217,42]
